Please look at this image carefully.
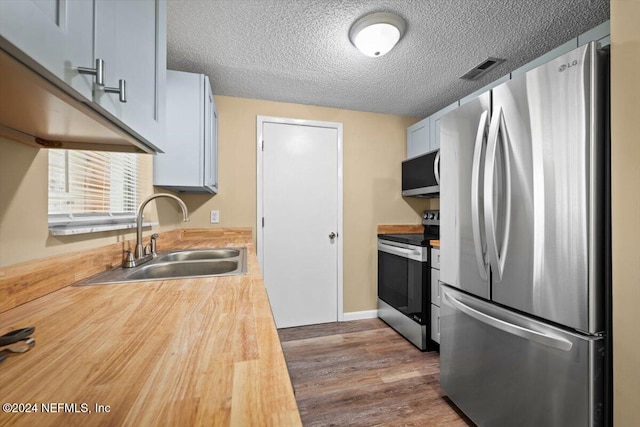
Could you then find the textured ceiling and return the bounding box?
[167,0,609,118]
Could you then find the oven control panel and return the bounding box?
[422,210,440,226]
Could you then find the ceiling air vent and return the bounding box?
[460,57,505,80]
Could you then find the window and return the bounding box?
[48,150,150,235]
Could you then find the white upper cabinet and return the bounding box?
[0,0,166,153]
[460,74,510,106]
[407,102,459,158]
[406,117,430,158]
[578,20,610,47]
[94,0,166,151]
[429,102,459,151]
[0,0,95,100]
[204,81,219,191]
[154,70,218,194]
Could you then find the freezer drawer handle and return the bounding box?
[443,292,573,352]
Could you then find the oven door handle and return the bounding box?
[378,242,422,259]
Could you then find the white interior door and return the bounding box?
[260,119,341,328]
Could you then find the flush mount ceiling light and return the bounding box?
[349,12,406,58]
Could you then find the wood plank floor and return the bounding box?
[278,319,475,427]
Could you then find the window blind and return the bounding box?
[48,150,144,222]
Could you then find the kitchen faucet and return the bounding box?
[127,193,190,266]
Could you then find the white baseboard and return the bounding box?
[342,309,378,321]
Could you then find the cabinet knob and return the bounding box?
[77,58,105,86]
[329,232,337,239]
[104,79,127,103]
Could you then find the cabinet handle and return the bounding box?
[77,58,105,86]
[104,79,127,103]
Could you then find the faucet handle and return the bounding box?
[150,233,159,256]
[123,250,136,268]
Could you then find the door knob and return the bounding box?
[329,232,337,239]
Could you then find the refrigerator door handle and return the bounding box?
[443,292,573,351]
[471,110,489,281]
[484,106,512,282]
[434,150,441,185]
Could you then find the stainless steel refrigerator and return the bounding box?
[439,41,608,427]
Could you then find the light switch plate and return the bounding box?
[210,210,219,224]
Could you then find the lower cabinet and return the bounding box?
[431,304,440,344]
[430,267,441,307]
[430,247,441,344]
[154,70,218,193]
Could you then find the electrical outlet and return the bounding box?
[210,210,219,224]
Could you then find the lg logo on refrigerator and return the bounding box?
[558,60,579,72]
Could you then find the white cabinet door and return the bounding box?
[578,20,610,47]
[94,0,166,150]
[429,102,459,152]
[0,0,94,100]
[208,87,219,192]
[154,70,217,194]
[203,76,218,193]
[431,268,441,307]
[431,304,440,343]
[431,247,440,269]
[406,117,430,158]
[460,74,510,106]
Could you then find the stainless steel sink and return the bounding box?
[126,260,240,280]
[158,248,240,262]
[75,247,247,286]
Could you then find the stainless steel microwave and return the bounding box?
[402,150,440,197]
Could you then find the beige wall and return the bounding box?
[611,1,640,426]
[179,96,429,313]
[0,96,427,312]
[0,137,181,267]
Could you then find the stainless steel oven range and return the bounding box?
[377,210,439,351]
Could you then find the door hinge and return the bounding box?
[262,217,264,227]
[261,140,264,151]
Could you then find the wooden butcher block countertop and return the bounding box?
[0,229,301,427]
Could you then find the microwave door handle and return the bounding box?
[484,107,512,282]
[434,150,441,185]
[471,110,489,281]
